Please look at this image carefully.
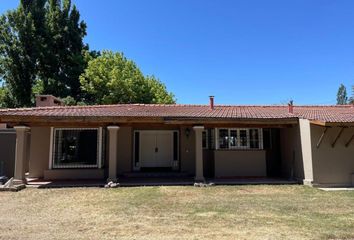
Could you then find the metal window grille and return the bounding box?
[52,128,102,169]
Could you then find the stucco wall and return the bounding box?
[280,126,304,180]
[214,150,266,177]
[180,126,195,175]
[44,169,104,180]
[311,125,354,186]
[29,127,51,178]
[0,129,16,177]
[117,127,132,174]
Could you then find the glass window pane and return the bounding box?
[54,129,98,167]
[230,130,238,147]
[250,129,259,149]
[219,129,229,149]
[202,131,207,149]
[240,130,247,147]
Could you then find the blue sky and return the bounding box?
[1,0,354,105]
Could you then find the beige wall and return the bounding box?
[44,169,104,180]
[117,127,132,174]
[0,130,16,177]
[29,127,106,180]
[311,125,354,186]
[114,126,196,175]
[280,126,304,181]
[214,150,266,177]
[29,127,51,178]
[180,126,196,175]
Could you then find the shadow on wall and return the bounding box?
[0,129,16,177]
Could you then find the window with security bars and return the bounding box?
[216,128,263,150]
[202,128,215,150]
[52,128,102,168]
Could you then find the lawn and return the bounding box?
[0,185,354,240]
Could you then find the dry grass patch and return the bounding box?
[0,185,354,240]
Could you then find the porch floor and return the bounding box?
[26,177,299,188]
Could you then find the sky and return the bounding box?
[1,0,354,105]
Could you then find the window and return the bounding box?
[202,129,215,150]
[218,129,229,149]
[52,128,102,168]
[216,128,262,149]
[250,129,260,149]
[239,129,248,147]
[202,131,207,149]
[230,130,238,147]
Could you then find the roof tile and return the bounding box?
[0,104,353,123]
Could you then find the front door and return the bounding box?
[139,131,175,168]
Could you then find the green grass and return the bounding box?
[0,185,354,239]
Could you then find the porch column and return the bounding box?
[107,126,120,182]
[14,126,31,184]
[299,119,314,186]
[193,126,204,182]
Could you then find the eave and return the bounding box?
[0,115,298,128]
[309,120,354,127]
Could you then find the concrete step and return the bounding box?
[122,171,192,178]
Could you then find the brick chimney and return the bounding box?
[288,100,294,114]
[35,95,63,107]
[209,96,214,110]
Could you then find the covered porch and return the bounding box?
[10,118,302,185]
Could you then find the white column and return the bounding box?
[193,126,204,182]
[14,126,31,184]
[299,119,314,186]
[107,126,120,182]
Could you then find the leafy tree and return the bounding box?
[0,0,42,107]
[0,84,6,108]
[38,0,87,99]
[336,84,348,105]
[349,86,354,104]
[80,51,175,104]
[0,0,87,107]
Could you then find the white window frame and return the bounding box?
[215,128,263,150]
[49,127,103,169]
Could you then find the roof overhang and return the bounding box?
[0,115,298,128]
[309,120,354,127]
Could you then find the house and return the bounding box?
[0,96,353,187]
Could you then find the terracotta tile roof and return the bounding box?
[0,104,353,123]
[293,105,354,123]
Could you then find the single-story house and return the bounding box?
[0,95,353,187]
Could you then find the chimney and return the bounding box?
[288,100,294,114]
[35,95,64,107]
[209,96,214,110]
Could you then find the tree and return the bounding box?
[336,84,348,105]
[349,86,354,104]
[80,51,175,104]
[38,0,87,99]
[0,0,43,107]
[0,0,87,107]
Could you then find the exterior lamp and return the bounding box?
[185,128,190,138]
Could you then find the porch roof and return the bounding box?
[0,104,353,126]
